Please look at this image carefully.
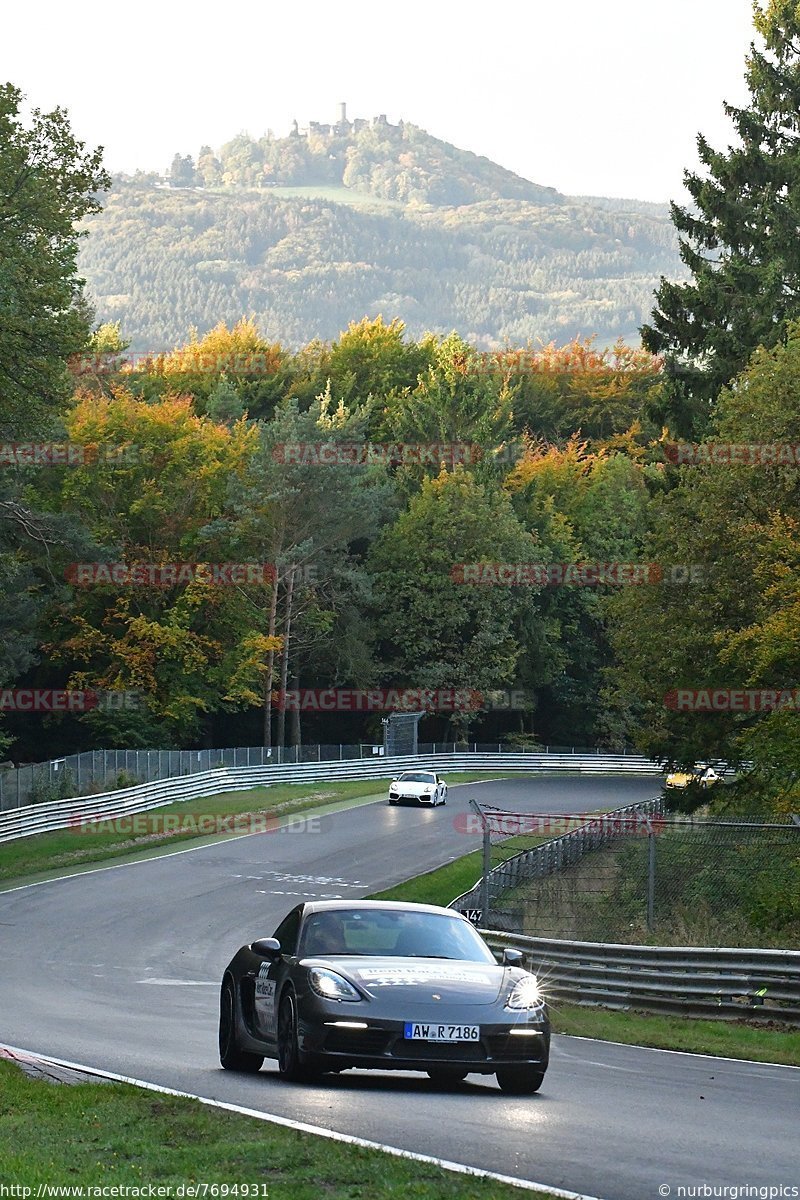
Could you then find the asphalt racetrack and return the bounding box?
[1,774,797,1199]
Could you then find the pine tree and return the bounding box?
[642,1,800,435]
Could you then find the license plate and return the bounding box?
[403,1022,480,1042]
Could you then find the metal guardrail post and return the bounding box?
[646,817,656,931]
[470,798,491,928]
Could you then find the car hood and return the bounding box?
[302,955,514,1005]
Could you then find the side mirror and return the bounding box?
[502,948,524,966]
[251,937,281,959]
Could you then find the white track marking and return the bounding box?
[0,1041,609,1200]
[556,1033,800,1070]
[136,979,218,986]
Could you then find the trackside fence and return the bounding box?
[481,930,800,1024]
[0,752,661,844]
[0,743,645,811]
[450,799,665,929]
[0,748,662,844]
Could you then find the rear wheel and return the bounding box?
[496,1067,545,1095]
[219,979,263,1072]
[277,993,319,1082]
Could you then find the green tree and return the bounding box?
[609,321,800,810]
[368,469,544,736]
[0,83,108,754]
[642,1,800,434]
[169,153,197,187]
[507,442,651,746]
[0,82,109,436]
[204,391,394,747]
[374,331,517,485]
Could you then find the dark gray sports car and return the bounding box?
[219,899,550,1093]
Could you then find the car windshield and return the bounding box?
[397,772,435,783]
[299,909,495,962]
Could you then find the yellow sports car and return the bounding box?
[665,765,721,789]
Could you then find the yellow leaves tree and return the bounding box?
[50,392,273,740]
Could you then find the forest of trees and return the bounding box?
[5,0,800,836]
[2,313,666,763]
[171,119,563,205]
[77,117,683,354]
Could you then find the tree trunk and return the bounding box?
[262,575,280,749]
[290,672,301,748]
[275,566,296,751]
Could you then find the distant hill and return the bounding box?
[177,114,564,208]
[78,116,685,352]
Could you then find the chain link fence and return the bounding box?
[454,804,800,950]
[0,742,641,811]
[0,744,386,811]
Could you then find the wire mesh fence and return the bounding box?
[0,742,641,811]
[0,744,387,811]
[454,803,800,950]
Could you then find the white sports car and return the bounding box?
[388,770,447,806]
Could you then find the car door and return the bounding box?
[254,906,301,1046]
[436,775,445,804]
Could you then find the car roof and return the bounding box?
[300,899,467,918]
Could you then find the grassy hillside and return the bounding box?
[79,180,682,351]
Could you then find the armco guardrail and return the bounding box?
[0,752,660,844]
[0,742,645,810]
[481,930,800,1024]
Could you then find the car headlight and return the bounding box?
[308,967,363,1002]
[506,975,544,1010]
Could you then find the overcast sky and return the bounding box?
[2,0,757,202]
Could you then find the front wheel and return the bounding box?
[496,1067,545,1095]
[219,979,263,1072]
[388,798,397,806]
[277,993,318,1082]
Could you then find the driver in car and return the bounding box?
[303,912,347,956]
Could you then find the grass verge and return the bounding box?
[550,1003,800,1066]
[0,779,390,888]
[371,835,545,908]
[0,1060,559,1196]
[372,849,800,1066]
[0,771,521,890]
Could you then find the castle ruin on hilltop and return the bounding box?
[290,103,399,138]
